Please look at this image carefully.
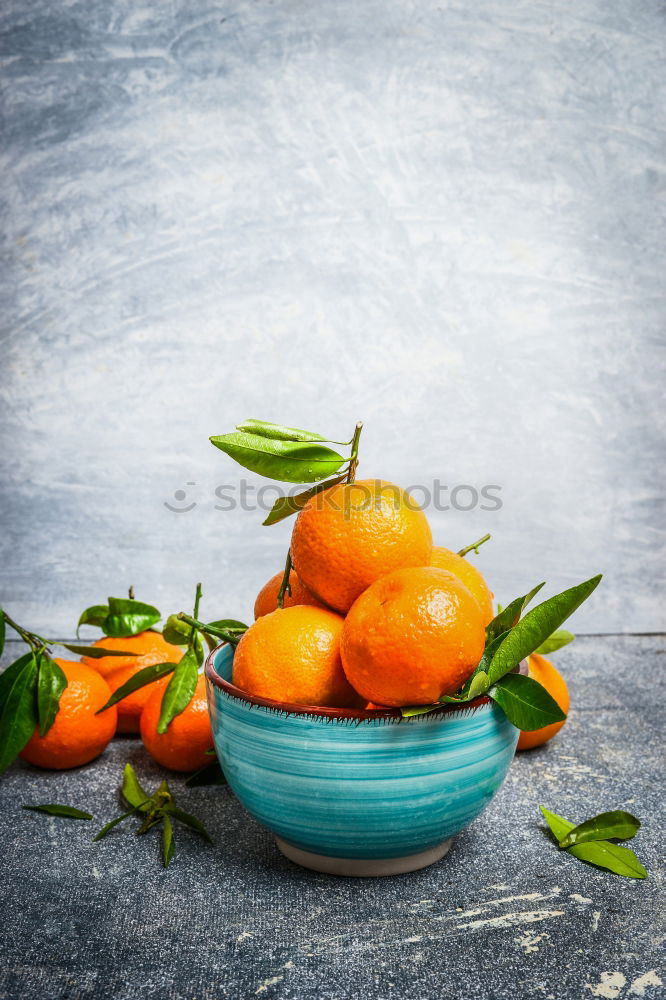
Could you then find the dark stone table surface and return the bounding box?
[0,634,663,1000]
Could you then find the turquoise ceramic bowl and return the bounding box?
[206,643,518,876]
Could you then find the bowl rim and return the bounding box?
[204,641,488,722]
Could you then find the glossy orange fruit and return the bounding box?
[232,605,363,708]
[20,659,117,769]
[140,674,213,772]
[82,631,183,734]
[340,566,486,707]
[291,479,432,613]
[430,546,494,625]
[254,568,326,619]
[516,653,570,750]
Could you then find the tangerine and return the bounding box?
[430,546,494,625]
[232,605,362,708]
[291,479,432,613]
[254,569,326,619]
[20,659,117,769]
[340,566,486,707]
[140,674,213,772]
[516,653,570,750]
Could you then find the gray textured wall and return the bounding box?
[1,1,664,635]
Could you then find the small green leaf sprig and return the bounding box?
[210,419,364,526]
[94,764,212,868]
[77,586,161,638]
[540,806,646,879]
[0,609,137,773]
[401,570,602,731]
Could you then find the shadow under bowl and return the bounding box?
[205,643,518,877]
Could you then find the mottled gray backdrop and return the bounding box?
[1,0,664,635]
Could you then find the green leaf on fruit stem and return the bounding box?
[162,814,175,867]
[263,473,350,526]
[486,575,602,685]
[489,673,566,730]
[157,650,199,733]
[93,804,147,841]
[559,810,641,848]
[534,629,575,655]
[485,584,545,644]
[165,805,212,842]
[61,642,138,658]
[235,419,331,442]
[461,629,511,696]
[36,653,67,737]
[22,804,92,820]
[103,597,161,638]
[210,431,346,484]
[96,661,178,714]
[76,604,109,636]
[205,619,248,632]
[539,806,647,879]
[0,652,34,710]
[121,763,152,811]
[0,654,38,772]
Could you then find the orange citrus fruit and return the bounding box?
[340,566,486,707]
[430,546,494,625]
[140,674,213,772]
[232,605,362,708]
[516,653,570,750]
[82,631,184,734]
[290,479,432,613]
[254,569,326,619]
[20,659,117,769]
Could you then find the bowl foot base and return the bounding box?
[275,837,453,877]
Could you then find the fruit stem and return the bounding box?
[189,583,203,650]
[346,421,363,484]
[176,612,245,647]
[2,612,50,652]
[276,550,293,609]
[128,585,135,600]
[457,533,491,558]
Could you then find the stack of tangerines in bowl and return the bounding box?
[204,419,598,876]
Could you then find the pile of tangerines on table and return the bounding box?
[2,418,590,782]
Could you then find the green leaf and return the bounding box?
[162,814,175,867]
[205,619,248,633]
[0,654,39,772]
[36,654,67,737]
[103,597,161,638]
[93,804,148,842]
[76,604,109,636]
[121,763,152,811]
[489,673,566,730]
[559,810,641,848]
[535,630,575,655]
[263,474,350,525]
[540,805,575,842]
[566,841,647,879]
[185,759,228,787]
[165,805,212,842]
[486,575,602,685]
[485,584,545,644]
[460,629,511,697]
[0,609,5,657]
[0,652,35,709]
[96,661,178,714]
[400,703,440,718]
[235,419,330,442]
[210,431,346,484]
[539,806,647,879]
[162,614,192,647]
[466,671,490,699]
[22,804,92,820]
[157,650,199,733]
[59,642,138,658]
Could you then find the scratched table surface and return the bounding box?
[0,634,663,1000]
